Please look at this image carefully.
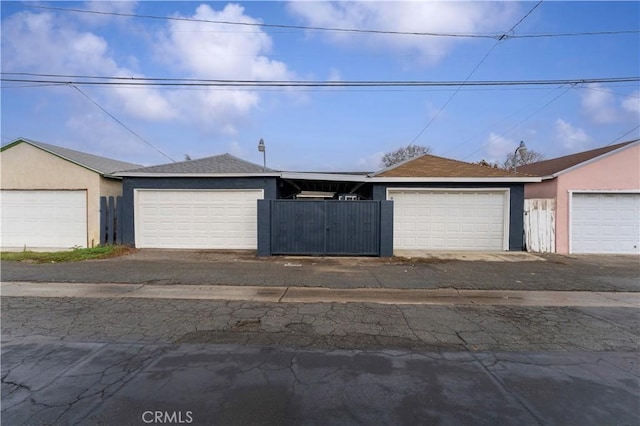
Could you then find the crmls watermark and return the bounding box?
[141,411,193,424]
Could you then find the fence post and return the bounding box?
[115,196,123,245]
[99,197,107,246]
[106,196,115,245]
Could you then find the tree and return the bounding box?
[381,144,431,168]
[502,149,545,170]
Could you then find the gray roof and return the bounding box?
[123,153,277,174]
[2,138,142,175]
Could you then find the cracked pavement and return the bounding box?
[2,337,638,425]
[2,251,639,424]
[2,297,639,352]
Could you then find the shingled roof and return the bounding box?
[122,153,277,174]
[1,138,142,175]
[373,153,528,178]
[517,140,638,177]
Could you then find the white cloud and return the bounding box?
[158,4,291,80]
[580,84,619,124]
[2,5,297,136]
[287,2,517,64]
[554,119,591,151]
[483,133,515,162]
[2,11,119,75]
[152,3,296,132]
[621,91,640,114]
[77,1,139,25]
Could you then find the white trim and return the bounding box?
[116,172,541,183]
[133,188,265,249]
[568,191,574,254]
[370,177,540,183]
[568,189,640,254]
[568,189,640,194]
[119,172,280,178]
[386,187,511,251]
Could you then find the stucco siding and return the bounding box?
[0,143,107,247]
[524,178,556,199]
[556,144,639,254]
[99,177,124,199]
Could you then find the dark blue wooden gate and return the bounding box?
[100,196,123,245]
[259,200,393,256]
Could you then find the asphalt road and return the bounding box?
[2,250,639,425]
[2,337,638,426]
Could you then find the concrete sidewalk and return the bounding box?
[3,281,639,307]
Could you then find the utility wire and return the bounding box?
[69,84,175,162]
[605,125,640,146]
[25,4,496,39]
[578,84,640,99]
[461,84,575,161]
[2,74,637,87]
[442,84,570,157]
[25,4,639,40]
[407,1,544,146]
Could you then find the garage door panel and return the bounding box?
[571,193,640,254]
[390,190,507,251]
[1,190,87,248]
[135,189,262,249]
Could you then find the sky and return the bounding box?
[2,1,639,171]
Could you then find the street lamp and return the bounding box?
[513,141,527,174]
[258,138,266,171]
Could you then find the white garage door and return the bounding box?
[571,192,640,254]
[1,190,87,249]
[389,189,508,251]
[135,189,263,249]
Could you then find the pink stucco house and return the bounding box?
[520,140,639,254]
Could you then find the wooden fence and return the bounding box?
[100,196,123,245]
[523,198,555,253]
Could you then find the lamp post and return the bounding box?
[258,138,266,171]
[513,141,527,174]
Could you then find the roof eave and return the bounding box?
[6,138,107,175]
[115,172,281,178]
[551,139,639,178]
[368,177,542,183]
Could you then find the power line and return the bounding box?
[605,125,640,146]
[407,1,544,146]
[26,4,495,39]
[506,0,544,36]
[577,85,640,99]
[69,84,175,163]
[25,4,639,40]
[2,74,637,88]
[461,84,575,161]
[442,84,571,157]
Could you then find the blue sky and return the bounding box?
[2,1,639,171]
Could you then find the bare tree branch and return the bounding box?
[381,144,431,168]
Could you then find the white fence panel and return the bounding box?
[524,199,555,253]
